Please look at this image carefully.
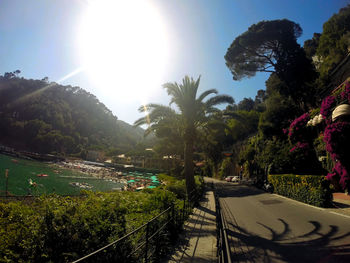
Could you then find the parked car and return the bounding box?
[225,176,240,182]
[225,176,234,182]
[231,176,239,182]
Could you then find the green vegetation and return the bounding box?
[158,173,205,199]
[0,174,204,262]
[268,174,333,207]
[316,5,350,86]
[0,74,152,156]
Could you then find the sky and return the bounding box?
[0,0,349,124]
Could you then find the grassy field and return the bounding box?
[0,154,123,195]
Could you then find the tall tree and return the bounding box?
[225,19,317,105]
[225,19,302,80]
[134,76,233,195]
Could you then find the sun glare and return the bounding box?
[77,0,170,102]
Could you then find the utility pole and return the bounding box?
[5,169,9,197]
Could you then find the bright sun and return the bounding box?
[77,0,169,103]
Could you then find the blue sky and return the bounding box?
[0,0,348,124]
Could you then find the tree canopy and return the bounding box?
[225,19,303,81]
[225,19,317,107]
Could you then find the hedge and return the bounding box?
[268,174,333,207]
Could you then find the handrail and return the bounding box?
[213,184,232,263]
[71,188,199,263]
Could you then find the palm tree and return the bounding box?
[134,76,234,195]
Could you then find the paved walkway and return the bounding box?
[330,192,350,216]
[163,185,350,262]
[165,190,217,263]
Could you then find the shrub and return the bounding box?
[268,174,332,207]
[158,173,205,199]
[0,188,187,262]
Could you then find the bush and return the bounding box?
[0,193,129,262]
[268,174,332,207]
[158,173,205,200]
[0,189,181,263]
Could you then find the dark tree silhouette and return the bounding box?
[225,19,317,105]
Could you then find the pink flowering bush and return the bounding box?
[323,122,350,161]
[288,113,310,143]
[323,122,350,190]
[286,113,325,174]
[320,95,336,119]
[326,162,349,190]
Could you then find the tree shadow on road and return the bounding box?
[226,218,350,262]
[216,183,265,198]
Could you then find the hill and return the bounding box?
[0,72,150,156]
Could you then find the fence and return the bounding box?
[213,183,232,263]
[71,190,199,263]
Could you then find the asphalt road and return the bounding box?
[210,179,350,263]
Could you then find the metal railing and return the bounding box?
[71,189,199,263]
[213,183,232,263]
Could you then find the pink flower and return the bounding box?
[320,96,335,118]
[326,171,337,181]
[288,113,310,143]
[289,146,297,152]
[323,122,350,161]
[326,162,349,190]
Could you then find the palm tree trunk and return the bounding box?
[184,126,196,198]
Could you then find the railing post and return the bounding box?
[145,222,149,263]
[182,198,185,222]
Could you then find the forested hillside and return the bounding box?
[0,73,149,156]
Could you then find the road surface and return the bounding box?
[209,179,350,263]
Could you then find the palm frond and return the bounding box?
[197,89,218,102]
[135,103,177,129]
[138,103,166,113]
[163,82,182,105]
[205,94,234,108]
[205,107,222,115]
[133,116,148,127]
